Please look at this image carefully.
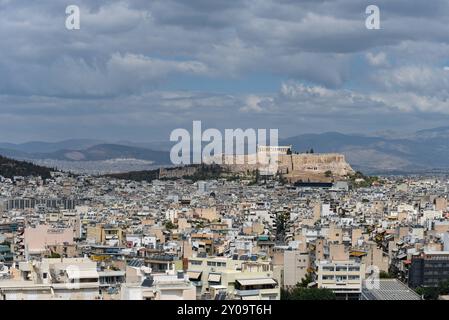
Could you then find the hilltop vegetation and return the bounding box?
[347,171,383,188]
[105,164,247,183]
[0,155,52,179]
[105,168,160,182]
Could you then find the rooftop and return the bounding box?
[361,279,422,301]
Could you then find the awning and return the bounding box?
[236,278,277,286]
[187,271,202,281]
[142,290,155,298]
[208,273,221,283]
[241,296,259,300]
[397,253,407,260]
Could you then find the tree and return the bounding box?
[298,273,314,288]
[310,148,314,154]
[275,212,289,244]
[324,170,332,177]
[438,280,449,296]
[415,280,449,300]
[379,271,392,279]
[278,174,288,185]
[48,252,61,258]
[195,220,205,229]
[284,287,336,300]
[164,220,177,230]
[415,286,440,300]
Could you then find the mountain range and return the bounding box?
[280,126,449,174]
[2,126,449,174]
[0,143,170,164]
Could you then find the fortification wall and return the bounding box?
[279,153,354,176]
[220,153,354,177]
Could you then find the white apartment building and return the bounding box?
[317,260,365,300]
[187,256,280,300]
[0,258,100,300]
[121,265,196,300]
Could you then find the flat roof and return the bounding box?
[98,270,125,277]
[424,251,449,255]
[67,269,99,279]
[362,279,421,301]
[236,278,277,286]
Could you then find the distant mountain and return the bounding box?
[0,139,104,153]
[0,143,171,165]
[0,155,52,179]
[114,140,172,152]
[47,144,171,163]
[3,126,449,174]
[412,126,449,140]
[280,130,449,174]
[0,147,31,159]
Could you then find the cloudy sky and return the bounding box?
[1,0,449,143]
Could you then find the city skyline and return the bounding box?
[3,1,449,305]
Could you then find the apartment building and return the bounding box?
[121,264,196,300]
[408,251,449,288]
[0,258,100,300]
[187,256,280,300]
[283,250,310,288]
[317,260,365,300]
[24,225,75,259]
[86,224,124,245]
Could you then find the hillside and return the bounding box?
[0,155,52,179]
[106,164,227,183]
[0,144,171,164]
[105,168,160,182]
[0,139,104,153]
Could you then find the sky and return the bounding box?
[1,0,449,143]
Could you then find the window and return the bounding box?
[348,266,360,272]
[336,276,347,282]
[190,260,202,266]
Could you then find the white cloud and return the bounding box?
[240,95,264,113]
[366,52,388,67]
[375,65,449,96]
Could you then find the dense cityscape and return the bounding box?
[2,1,449,310]
[1,145,449,301]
